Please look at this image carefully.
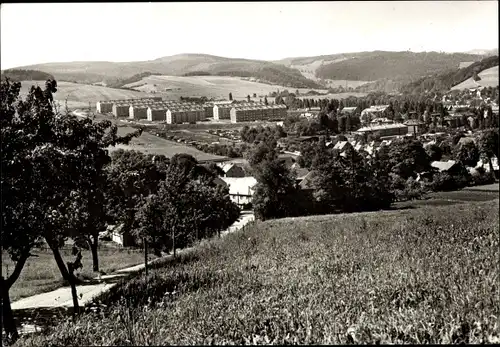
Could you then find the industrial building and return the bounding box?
[354,123,408,137]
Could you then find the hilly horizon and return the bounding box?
[3,49,497,93]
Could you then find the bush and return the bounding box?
[430,171,469,192]
[470,169,496,186]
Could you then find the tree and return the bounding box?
[425,143,443,162]
[229,92,233,101]
[264,96,268,106]
[252,151,299,221]
[1,78,141,341]
[387,138,432,180]
[247,95,251,102]
[454,140,480,167]
[477,129,499,173]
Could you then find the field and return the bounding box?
[108,125,228,162]
[451,65,499,90]
[18,80,150,110]
[18,198,500,345]
[297,91,368,100]
[2,243,146,302]
[123,75,329,100]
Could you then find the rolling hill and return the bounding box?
[17,80,151,109]
[398,55,499,94]
[11,54,324,89]
[123,75,329,101]
[275,51,487,93]
[451,65,499,90]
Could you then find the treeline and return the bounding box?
[399,55,499,94]
[1,78,240,342]
[107,71,162,89]
[1,69,54,82]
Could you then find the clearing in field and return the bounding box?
[19,199,500,345]
[451,65,499,90]
[18,80,151,110]
[108,125,228,162]
[123,75,329,100]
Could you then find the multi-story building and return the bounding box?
[147,106,168,121]
[360,105,389,125]
[229,104,287,123]
[166,105,207,124]
[97,97,162,113]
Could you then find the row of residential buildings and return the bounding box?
[96,97,289,124]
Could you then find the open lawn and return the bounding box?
[124,75,329,100]
[18,199,500,345]
[18,80,150,110]
[107,126,228,161]
[3,243,145,302]
[451,65,499,90]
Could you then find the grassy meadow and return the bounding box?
[451,65,499,90]
[18,80,151,110]
[124,75,329,101]
[3,244,145,302]
[107,125,227,161]
[16,198,500,345]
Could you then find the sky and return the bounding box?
[1,1,498,69]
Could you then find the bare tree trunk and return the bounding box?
[2,277,19,343]
[88,236,99,273]
[144,237,148,277]
[50,247,80,317]
[49,244,71,282]
[2,250,30,343]
[172,228,176,259]
[488,157,494,174]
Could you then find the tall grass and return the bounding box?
[16,199,500,345]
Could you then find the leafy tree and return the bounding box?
[1,78,141,341]
[387,138,432,179]
[477,129,499,173]
[454,140,480,167]
[425,143,443,161]
[252,150,299,221]
[247,95,251,102]
[245,141,278,168]
[229,92,233,101]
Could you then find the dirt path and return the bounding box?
[11,211,255,334]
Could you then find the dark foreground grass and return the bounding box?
[16,199,500,345]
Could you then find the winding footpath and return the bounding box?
[11,211,255,334]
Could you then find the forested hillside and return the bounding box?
[399,55,499,94]
[315,51,482,81]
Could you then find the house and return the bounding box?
[340,106,360,116]
[220,176,257,206]
[431,160,460,173]
[404,120,426,135]
[298,170,317,191]
[217,163,245,177]
[360,105,389,124]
